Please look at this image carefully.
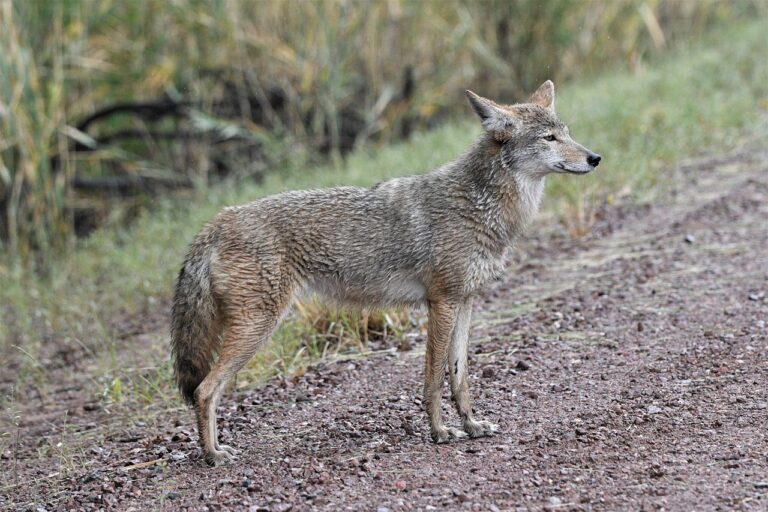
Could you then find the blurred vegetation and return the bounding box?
[2,15,767,406]
[1,0,765,267]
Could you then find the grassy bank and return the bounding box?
[1,0,762,261]
[2,18,767,406]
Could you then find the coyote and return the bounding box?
[171,81,600,466]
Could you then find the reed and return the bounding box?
[1,0,764,265]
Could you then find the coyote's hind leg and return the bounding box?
[194,317,275,466]
[194,269,292,466]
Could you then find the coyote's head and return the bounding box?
[466,81,601,176]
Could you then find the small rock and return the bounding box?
[394,480,407,490]
[548,496,562,507]
[754,482,768,489]
[376,507,391,512]
[482,367,495,378]
[748,292,764,301]
[455,492,470,503]
[164,491,181,500]
[515,360,531,371]
[647,405,663,415]
[684,234,695,244]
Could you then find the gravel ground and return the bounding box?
[2,148,767,511]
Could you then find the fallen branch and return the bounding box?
[122,458,165,471]
[72,174,193,194]
[76,99,190,132]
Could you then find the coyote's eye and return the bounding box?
[543,134,557,142]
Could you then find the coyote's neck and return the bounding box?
[509,170,546,229]
[457,137,546,247]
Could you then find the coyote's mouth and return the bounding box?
[553,162,594,175]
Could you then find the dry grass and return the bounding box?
[1,0,764,265]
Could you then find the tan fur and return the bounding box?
[171,81,601,466]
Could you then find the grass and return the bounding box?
[1,17,768,410]
[1,0,762,261]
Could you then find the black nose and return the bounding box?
[587,153,601,167]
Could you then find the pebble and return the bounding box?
[516,360,531,371]
[455,492,470,503]
[647,405,663,415]
[548,496,562,507]
[684,234,695,243]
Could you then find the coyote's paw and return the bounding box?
[204,446,237,467]
[219,444,238,457]
[463,419,499,438]
[431,426,468,444]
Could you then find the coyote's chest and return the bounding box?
[464,175,544,292]
[464,246,510,293]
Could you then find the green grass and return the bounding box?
[2,18,768,407]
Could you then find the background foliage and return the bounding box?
[1,0,765,265]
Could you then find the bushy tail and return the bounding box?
[170,238,220,406]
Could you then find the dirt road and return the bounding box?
[2,148,767,511]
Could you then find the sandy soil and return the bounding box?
[2,147,767,511]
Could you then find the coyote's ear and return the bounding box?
[465,90,520,135]
[529,80,555,112]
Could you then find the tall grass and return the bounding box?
[0,1,74,264]
[1,0,765,265]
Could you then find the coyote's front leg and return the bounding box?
[424,301,467,443]
[448,300,499,438]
